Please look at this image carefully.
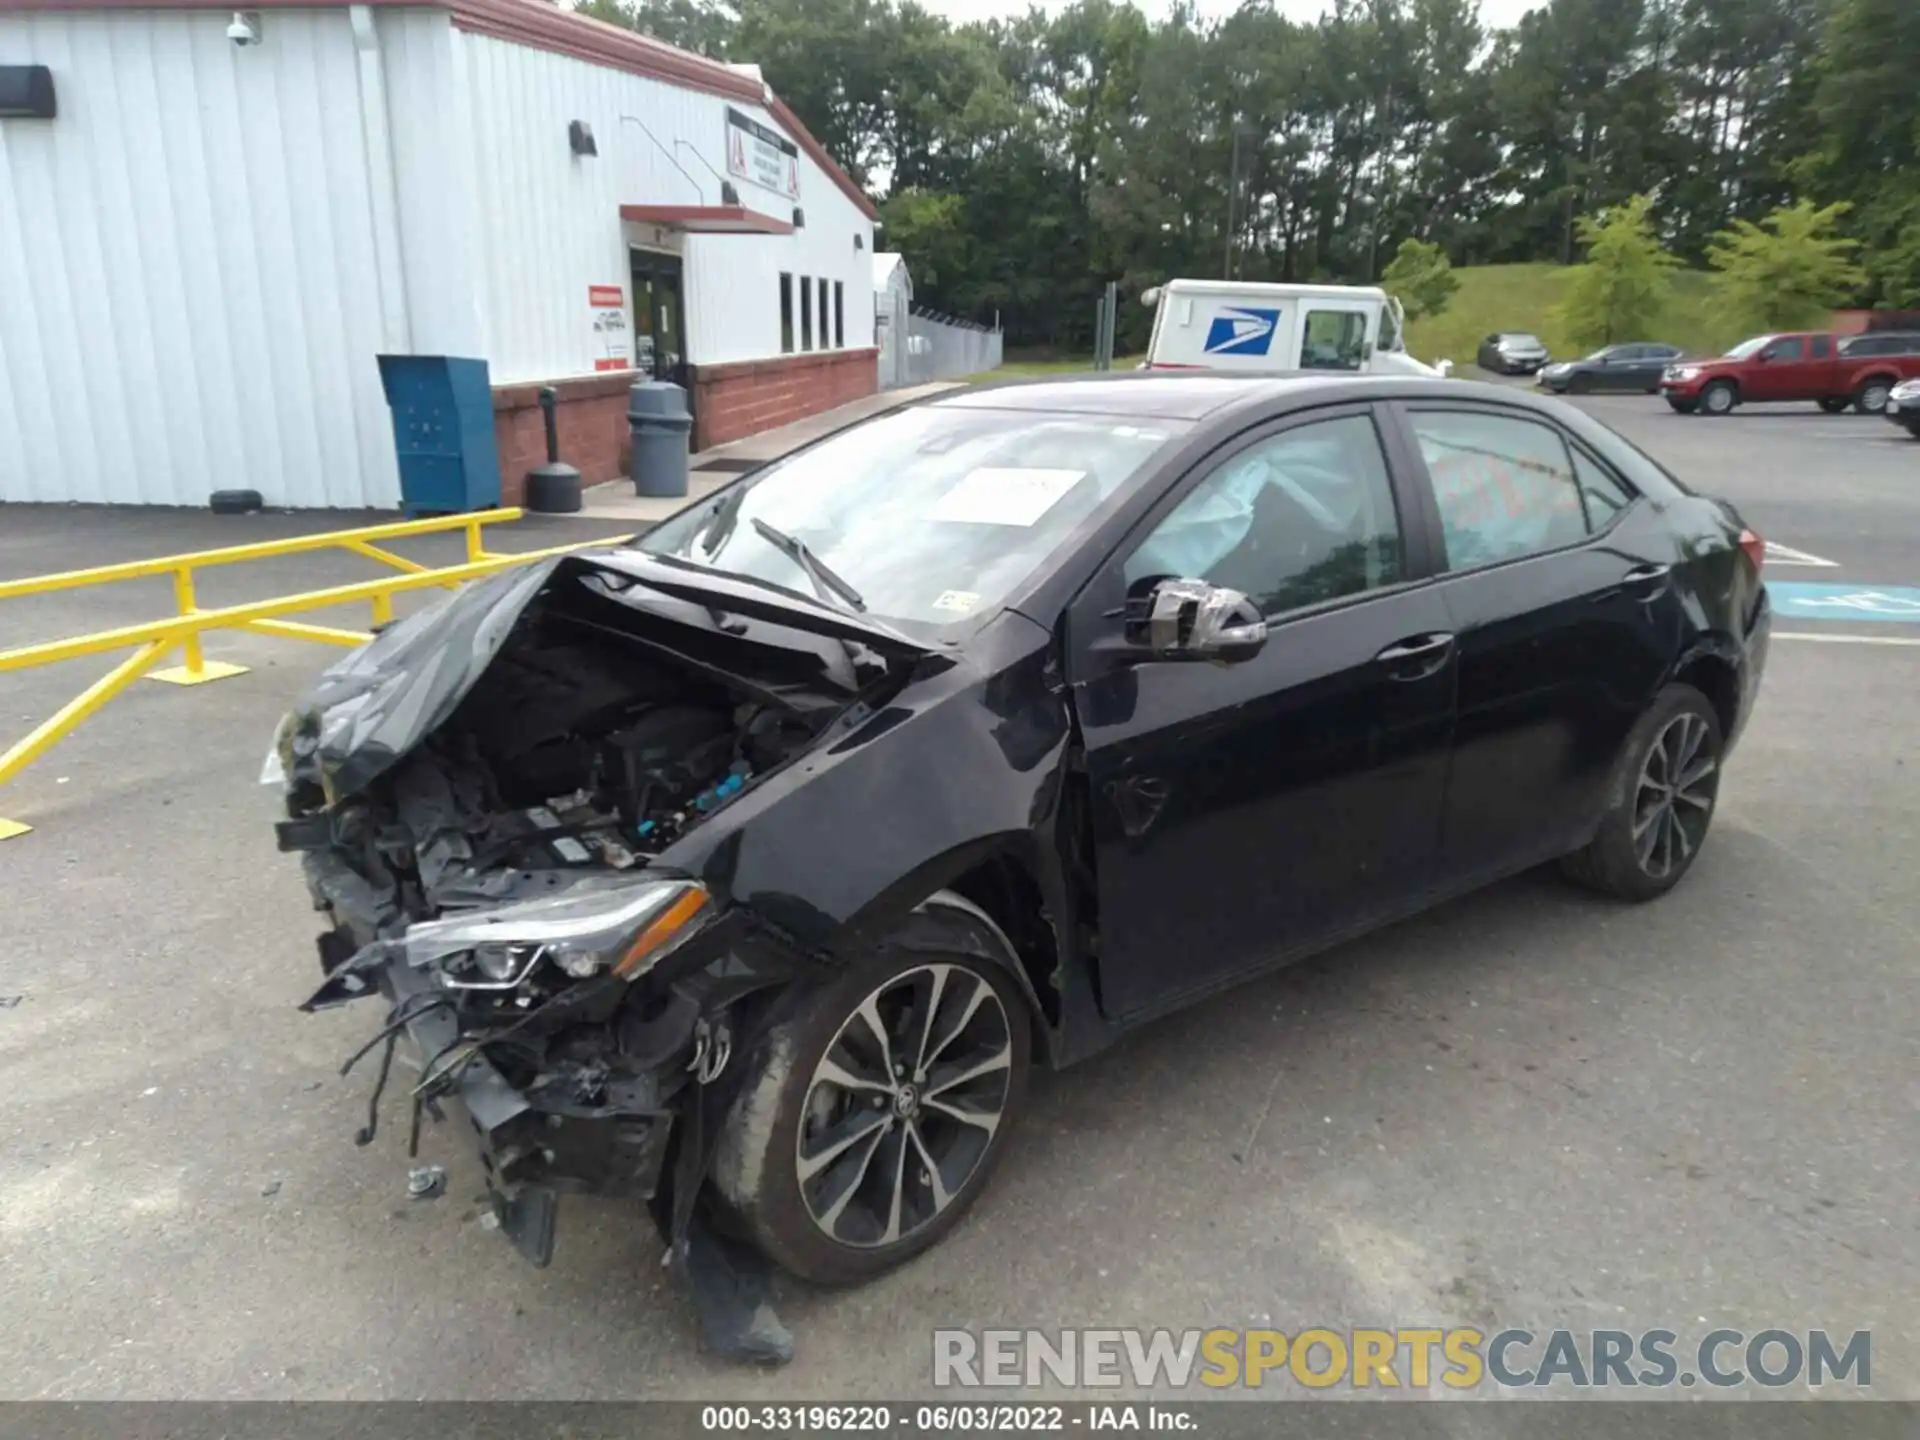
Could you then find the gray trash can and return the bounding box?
[628,380,693,498]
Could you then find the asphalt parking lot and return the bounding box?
[2,394,1916,1402]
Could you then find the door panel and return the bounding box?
[1067,409,1455,1018]
[1394,405,1680,884]
[1748,337,1814,400]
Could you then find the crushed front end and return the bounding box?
[268,553,919,1342]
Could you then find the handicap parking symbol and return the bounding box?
[1767,582,1920,623]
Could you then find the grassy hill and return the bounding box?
[1404,263,1726,368]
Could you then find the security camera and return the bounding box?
[226,11,261,46]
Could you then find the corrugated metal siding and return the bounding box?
[683,99,876,365]
[456,36,875,378]
[0,8,402,508]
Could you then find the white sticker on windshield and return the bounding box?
[930,467,1085,526]
[933,589,981,614]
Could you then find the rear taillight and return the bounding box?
[1738,528,1765,574]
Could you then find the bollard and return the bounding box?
[523,386,583,514]
[628,380,693,498]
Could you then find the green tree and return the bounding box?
[1380,237,1459,321]
[1705,200,1866,332]
[1804,0,1920,306]
[1556,193,1679,347]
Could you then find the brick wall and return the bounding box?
[689,348,879,452]
[492,372,636,507]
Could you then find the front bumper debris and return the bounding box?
[306,938,675,1268]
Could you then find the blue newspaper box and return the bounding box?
[376,355,502,514]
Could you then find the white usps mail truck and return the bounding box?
[1139,279,1450,377]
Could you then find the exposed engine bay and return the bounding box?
[365,635,837,916]
[287,563,879,933]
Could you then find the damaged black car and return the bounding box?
[270,375,1768,1360]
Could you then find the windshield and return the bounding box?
[636,405,1187,631]
[1502,333,1545,348]
[1724,335,1775,359]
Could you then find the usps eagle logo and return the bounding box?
[1203,307,1281,356]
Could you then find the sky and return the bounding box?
[913,0,1542,29]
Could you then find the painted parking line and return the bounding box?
[1773,631,1920,647]
[1763,541,1838,568]
[1767,582,1920,623]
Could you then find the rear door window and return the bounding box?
[1407,410,1606,570]
[1810,335,1832,359]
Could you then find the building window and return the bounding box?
[800,275,813,350]
[818,278,831,348]
[780,273,794,354]
[834,281,845,348]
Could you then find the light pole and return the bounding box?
[1223,119,1257,280]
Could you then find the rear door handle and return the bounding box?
[1375,632,1455,679]
[1595,562,1672,604]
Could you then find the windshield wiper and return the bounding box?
[749,517,866,612]
[698,486,751,557]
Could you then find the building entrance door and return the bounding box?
[630,249,692,417]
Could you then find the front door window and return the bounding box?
[1300,309,1370,371]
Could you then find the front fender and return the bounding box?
[664,609,1075,962]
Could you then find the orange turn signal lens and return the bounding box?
[611,886,711,979]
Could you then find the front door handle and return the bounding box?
[1375,632,1455,679]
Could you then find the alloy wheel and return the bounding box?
[795,963,1013,1249]
[1859,382,1891,413]
[1633,713,1719,880]
[1703,384,1734,414]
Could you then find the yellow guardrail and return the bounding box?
[0,510,628,839]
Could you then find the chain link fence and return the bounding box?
[901,308,1003,385]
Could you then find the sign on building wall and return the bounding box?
[725,106,800,201]
[589,285,630,371]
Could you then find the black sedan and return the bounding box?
[1537,342,1684,394]
[270,375,1771,1361]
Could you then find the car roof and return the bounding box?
[931,372,1554,422]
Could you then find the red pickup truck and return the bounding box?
[1659,331,1920,416]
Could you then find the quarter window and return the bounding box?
[1124,415,1403,617]
[1408,410,1592,569]
[1571,447,1634,529]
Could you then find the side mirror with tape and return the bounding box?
[1097,576,1268,666]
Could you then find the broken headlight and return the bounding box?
[402,879,712,990]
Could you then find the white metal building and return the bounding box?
[0,0,881,508]
[872,250,911,389]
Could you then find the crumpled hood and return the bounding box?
[276,549,937,804]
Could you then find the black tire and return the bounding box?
[1568,373,1593,395]
[711,908,1031,1286]
[1666,398,1698,414]
[1561,684,1723,902]
[1699,380,1738,416]
[1854,377,1894,414]
[1818,397,1849,414]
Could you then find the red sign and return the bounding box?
[588,285,624,307]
